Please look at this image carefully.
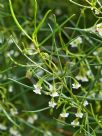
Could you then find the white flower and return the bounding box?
[72,82,81,89]
[27,116,34,124]
[96,23,102,37]
[8,85,13,93]
[75,112,83,118]
[9,50,14,55]
[71,120,79,127]
[33,114,38,120]
[49,84,53,91]
[30,43,35,49]
[33,84,42,95]
[28,49,33,55]
[0,124,7,130]
[76,75,88,82]
[14,51,20,57]
[50,92,59,97]
[75,75,82,81]
[60,112,69,118]
[81,76,88,82]
[86,70,92,76]
[93,51,98,56]
[44,131,52,136]
[83,100,88,106]
[49,85,59,97]
[95,9,100,15]
[9,127,21,136]
[27,114,38,124]
[70,36,82,48]
[76,36,82,44]
[36,70,44,76]
[70,42,77,48]
[49,101,57,108]
[95,66,99,69]
[8,38,13,45]
[10,108,18,116]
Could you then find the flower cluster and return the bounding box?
[32,77,89,128]
[70,100,89,127]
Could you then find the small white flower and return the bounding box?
[95,9,100,15]
[71,120,79,127]
[75,75,82,81]
[70,42,77,48]
[95,66,99,69]
[50,92,59,97]
[36,70,44,76]
[91,7,94,10]
[0,124,7,130]
[81,76,88,82]
[9,128,18,136]
[10,108,18,116]
[86,70,92,76]
[49,101,57,108]
[70,36,82,48]
[76,75,88,82]
[96,23,102,37]
[76,36,82,44]
[33,84,42,95]
[44,131,52,136]
[72,82,81,89]
[8,85,13,93]
[27,114,38,124]
[9,50,14,55]
[49,84,53,91]
[93,51,98,56]
[27,116,34,124]
[30,43,35,49]
[28,49,34,54]
[8,38,13,45]
[14,51,20,57]
[9,127,21,136]
[83,100,88,107]
[33,114,38,120]
[60,112,69,118]
[75,112,83,118]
